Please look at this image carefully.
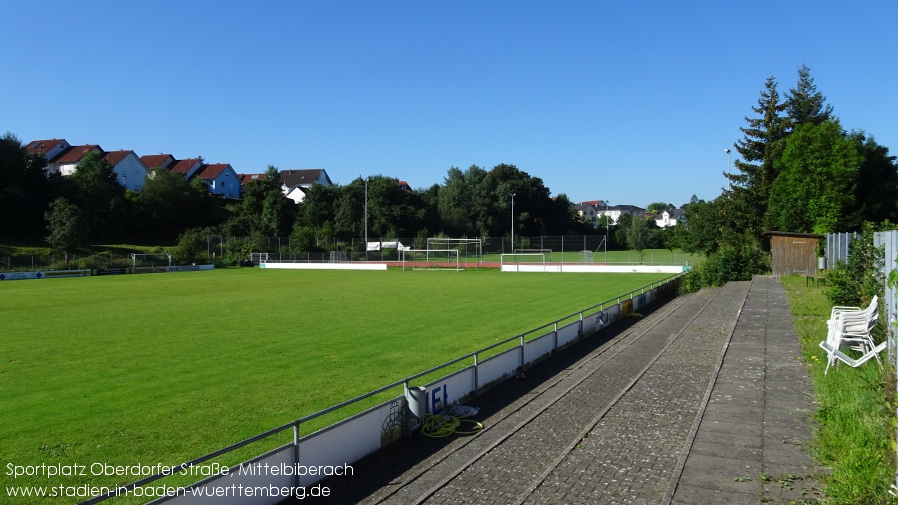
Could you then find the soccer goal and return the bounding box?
[401,249,462,271]
[513,248,553,263]
[426,238,483,268]
[250,252,271,264]
[329,250,349,263]
[131,253,172,268]
[500,253,547,269]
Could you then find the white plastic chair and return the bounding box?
[828,295,878,323]
[820,298,883,373]
[819,340,886,370]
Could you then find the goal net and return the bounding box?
[401,249,462,271]
[250,252,271,264]
[500,253,546,268]
[426,238,483,268]
[131,253,172,268]
[513,248,553,262]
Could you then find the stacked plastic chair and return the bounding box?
[819,295,886,374]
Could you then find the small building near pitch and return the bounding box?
[764,231,824,277]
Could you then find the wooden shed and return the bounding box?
[764,231,824,277]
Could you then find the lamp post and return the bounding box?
[604,200,610,264]
[724,148,731,191]
[511,193,516,254]
[364,178,369,261]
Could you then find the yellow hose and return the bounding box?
[420,407,483,437]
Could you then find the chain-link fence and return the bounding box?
[0,253,136,272]
[2,234,692,271]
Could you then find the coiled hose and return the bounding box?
[420,405,483,437]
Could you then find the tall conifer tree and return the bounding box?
[729,76,787,237]
[785,64,833,131]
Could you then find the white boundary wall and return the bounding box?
[501,264,685,273]
[259,262,387,271]
[142,278,678,505]
[0,269,91,281]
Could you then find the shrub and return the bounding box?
[826,222,886,343]
[680,244,769,293]
[826,223,883,308]
[174,227,211,264]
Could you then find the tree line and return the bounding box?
[2,142,635,258]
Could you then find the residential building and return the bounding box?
[103,150,149,191]
[140,154,176,170]
[601,204,646,224]
[280,169,333,203]
[45,144,103,176]
[575,202,599,227]
[25,139,70,163]
[168,158,204,179]
[238,173,266,185]
[577,200,612,227]
[194,163,241,199]
[654,209,683,228]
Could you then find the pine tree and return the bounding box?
[785,64,833,131]
[728,76,787,237]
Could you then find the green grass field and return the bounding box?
[1,267,672,503]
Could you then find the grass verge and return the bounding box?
[782,275,896,504]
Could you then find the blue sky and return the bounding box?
[2,1,895,208]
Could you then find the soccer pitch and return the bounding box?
[1,268,672,503]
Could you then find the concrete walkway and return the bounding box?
[304,276,823,504]
[667,276,823,504]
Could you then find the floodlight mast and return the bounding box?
[511,193,516,254]
[604,200,610,264]
[365,177,369,261]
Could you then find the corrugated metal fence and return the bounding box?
[825,232,855,268]
[873,232,898,360]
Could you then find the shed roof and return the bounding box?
[763,231,824,239]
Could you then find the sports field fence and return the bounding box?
[2,235,696,272]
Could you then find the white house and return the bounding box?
[279,169,333,203]
[600,204,646,224]
[194,163,241,199]
[104,150,149,191]
[654,209,683,228]
[26,139,71,163]
[45,144,103,176]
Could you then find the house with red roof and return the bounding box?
[25,139,71,163]
[103,150,149,191]
[237,173,266,185]
[140,154,176,170]
[168,158,204,179]
[194,163,240,199]
[45,144,104,176]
